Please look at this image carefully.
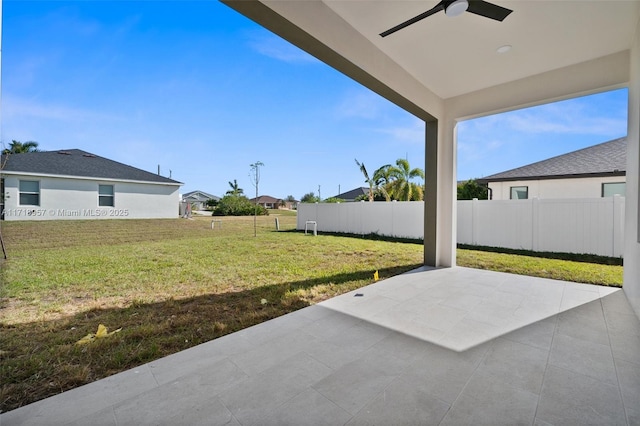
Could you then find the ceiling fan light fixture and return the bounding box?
[445,0,469,17]
[380,0,512,38]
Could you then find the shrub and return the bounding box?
[212,195,268,216]
[205,198,219,209]
[457,179,488,200]
[300,192,320,203]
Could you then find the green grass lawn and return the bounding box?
[457,248,623,287]
[0,216,623,411]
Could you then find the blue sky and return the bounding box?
[1,1,628,199]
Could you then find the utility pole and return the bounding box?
[318,185,321,201]
[250,161,264,237]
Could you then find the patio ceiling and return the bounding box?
[324,0,639,99]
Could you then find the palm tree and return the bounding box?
[372,164,393,201]
[2,140,39,155]
[355,159,375,202]
[387,158,425,201]
[226,179,244,196]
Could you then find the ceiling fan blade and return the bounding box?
[380,1,446,37]
[466,0,512,21]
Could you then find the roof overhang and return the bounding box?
[477,171,627,184]
[0,170,184,186]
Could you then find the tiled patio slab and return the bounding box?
[320,266,620,351]
[2,266,639,425]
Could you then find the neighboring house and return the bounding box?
[477,137,626,200]
[182,190,219,210]
[249,195,283,209]
[0,149,183,221]
[331,187,370,202]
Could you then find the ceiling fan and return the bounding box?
[380,0,513,37]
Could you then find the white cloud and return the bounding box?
[376,118,424,144]
[459,90,627,140]
[335,90,386,120]
[505,110,625,136]
[334,90,425,144]
[247,31,319,64]
[2,96,119,122]
[486,139,504,150]
[494,97,627,136]
[457,137,504,168]
[35,7,103,38]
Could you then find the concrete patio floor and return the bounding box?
[2,266,639,425]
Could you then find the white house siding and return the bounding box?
[488,176,626,200]
[2,175,180,220]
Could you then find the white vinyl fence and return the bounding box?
[458,196,625,257]
[297,201,424,240]
[297,196,625,258]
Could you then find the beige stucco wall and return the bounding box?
[488,176,627,200]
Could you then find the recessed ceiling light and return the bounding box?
[497,45,512,54]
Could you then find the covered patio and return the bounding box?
[2,1,640,424]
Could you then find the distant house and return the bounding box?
[282,198,299,210]
[249,195,283,209]
[182,190,219,210]
[1,149,183,221]
[477,137,626,200]
[331,187,370,202]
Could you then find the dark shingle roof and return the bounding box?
[332,187,370,201]
[478,137,626,183]
[250,195,282,204]
[1,149,182,185]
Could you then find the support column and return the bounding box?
[424,117,457,267]
[424,120,438,266]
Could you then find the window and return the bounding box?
[510,186,528,200]
[602,182,625,197]
[98,185,114,207]
[19,180,40,206]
